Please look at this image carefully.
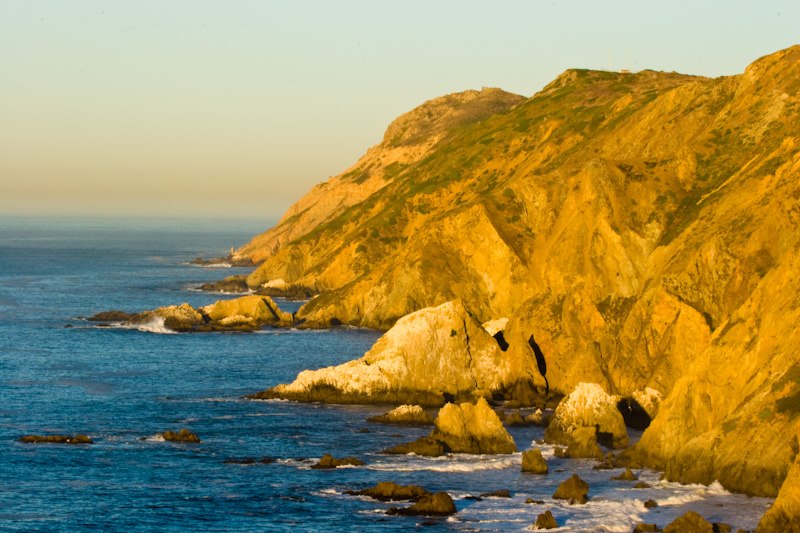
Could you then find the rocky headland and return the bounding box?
[120,45,800,526]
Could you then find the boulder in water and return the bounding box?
[552,473,589,504]
[534,510,559,529]
[345,481,430,501]
[310,454,365,469]
[367,405,435,426]
[161,429,201,443]
[612,468,639,481]
[521,448,548,474]
[386,491,457,516]
[430,397,516,454]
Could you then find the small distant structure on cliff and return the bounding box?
[619,49,631,73]
[609,50,632,73]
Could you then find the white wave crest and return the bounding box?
[123,317,178,334]
[368,455,516,473]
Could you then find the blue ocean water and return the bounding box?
[0,217,772,532]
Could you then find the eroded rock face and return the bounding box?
[249,300,516,405]
[430,398,517,454]
[757,446,800,532]
[367,405,434,425]
[545,383,628,449]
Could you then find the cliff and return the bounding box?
[237,45,800,512]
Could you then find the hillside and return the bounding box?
[227,45,800,521]
[233,87,526,265]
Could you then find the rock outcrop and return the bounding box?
[545,383,628,449]
[429,398,516,454]
[345,482,430,502]
[521,448,548,474]
[366,405,435,425]
[90,295,293,332]
[534,510,559,530]
[385,398,516,456]
[249,300,533,405]
[552,473,589,504]
[662,511,713,533]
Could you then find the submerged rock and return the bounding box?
[367,405,435,425]
[521,448,548,474]
[310,454,365,469]
[386,492,457,516]
[534,510,559,529]
[161,429,201,443]
[17,434,93,444]
[545,382,628,449]
[662,511,713,533]
[222,457,274,464]
[345,481,430,501]
[552,474,589,504]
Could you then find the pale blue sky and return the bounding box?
[1,1,798,218]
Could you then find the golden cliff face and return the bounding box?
[235,46,800,497]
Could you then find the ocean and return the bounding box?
[0,216,773,532]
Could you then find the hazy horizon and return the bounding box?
[2,1,798,220]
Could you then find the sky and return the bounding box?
[1,1,798,220]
